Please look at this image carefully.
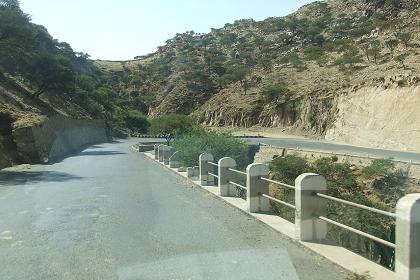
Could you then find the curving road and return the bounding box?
[241,137,420,163]
[0,138,347,280]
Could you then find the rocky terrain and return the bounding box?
[1,0,420,170]
[97,0,420,151]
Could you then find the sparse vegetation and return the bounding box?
[269,155,410,269]
[395,32,412,48]
[171,128,249,167]
[261,83,290,102]
[149,114,194,144]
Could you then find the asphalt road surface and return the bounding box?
[0,139,347,280]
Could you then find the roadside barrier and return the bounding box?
[152,145,420,280]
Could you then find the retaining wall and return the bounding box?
[13,116,108,163]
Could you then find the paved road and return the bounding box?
[0,139,346,280]
[241,137,420,162]
[140,137,420,162]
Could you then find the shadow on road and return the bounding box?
[0,171,84,186]
[75,151,127,156]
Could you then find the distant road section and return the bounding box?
[140,137,420,162]
[242,137,420,163]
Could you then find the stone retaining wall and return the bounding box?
[13,116,108,163]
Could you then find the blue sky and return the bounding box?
[19,0,315,60]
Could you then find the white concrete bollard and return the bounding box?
[158,144,165,162]
[169,151,181,168]
[295,173,327,242]
[218,157,236,197]
[396,194,420,280]
[154,144,159,160]
[246,163,270,213]
[163,146,174,165]
[199,153,214,186]
[187,167,195,178]
[193,166,199,177]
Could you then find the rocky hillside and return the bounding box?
[98,0,420,151]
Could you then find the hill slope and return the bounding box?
[97,0,420,151]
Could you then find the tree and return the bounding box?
[0,0,20,8]
[115,110,149,133]
[30,53,75,97]
[335,47,363,71]
[304,46,325,61]
[395,32,412,48]
[280,52,306,71]
[0,2,32,74]
[384,39,398,58]
[394,53,408,69]
[367,40,381,64]
[219,62,249,92]
[149,114,194,144]
[261,83,289,102]
[361,43,371,61]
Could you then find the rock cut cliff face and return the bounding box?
[326,85,420,151]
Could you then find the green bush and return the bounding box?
[362,158,394,178]
[115,110,150,133]
[171,129,249,168]
[268,155,408,269]
[149,114,194,143]
[261,83,289,102]
[280,52,306,71]
[269,155,309,222]
[269,155,308,185]
[303,46,325,61]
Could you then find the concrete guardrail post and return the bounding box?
[157,144,165,162]
[199,153,214,186]
[169,151,181,168]
[154,144,159,160]
[163,146,174,165]
[187,167,194,178]
[218,157,236,197]
[246,163,270,213]
[295,173,327,242]
[396,194,420,280]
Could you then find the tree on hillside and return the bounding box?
[367,40,381,64]
[115,110,149,133]
[335,47,363,71]
[261,83,290,102]
[30,53,75,97]
[395,32,412,48]
[219,62,249,93]
[385,39,398,58]
[149,114,194,144]
[0,1,32,75]
[0,0,20,8]
[394,53,408,69]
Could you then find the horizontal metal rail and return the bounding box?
[208,172,219,179]
[228,181,247,190]
[260,193,296,209]
[318,216,396,249]
[228,168,247,176]
[316,193,396,218]
[208,162,218,167]
[260,177,295,190]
